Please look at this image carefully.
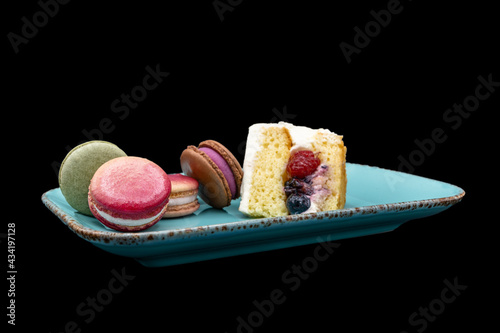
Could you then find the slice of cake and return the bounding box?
[239,122,347,218]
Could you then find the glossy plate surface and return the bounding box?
[42,163,465,267]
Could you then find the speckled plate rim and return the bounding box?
[41,163,465,247]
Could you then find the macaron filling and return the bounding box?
[169,193,198,206]
[199,147,237,199]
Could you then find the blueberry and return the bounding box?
[286,194,311,214]
[284,179,298,196]
[284,178,313,197]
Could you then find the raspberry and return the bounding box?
[286,150,321,179]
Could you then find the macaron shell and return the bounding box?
[167,173,199,192]
[199,147,237,198]
[199,140,243,198]
[89,156,171,218]
[163,200,200,218]
[180,146,231,209]
[59,140,127,216]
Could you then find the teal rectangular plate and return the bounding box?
[41,163,464,267]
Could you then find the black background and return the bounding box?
[4,0,497,332]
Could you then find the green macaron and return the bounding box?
[58,140,127,216]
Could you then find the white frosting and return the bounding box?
[239,122,340,215]
[94,205,165,227]
[169,194,197,206]
[280,122,316,153]
[239,123,269,214]
[280,122,340,153]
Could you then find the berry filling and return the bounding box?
[287,150,321,178]
[284,150,330,214]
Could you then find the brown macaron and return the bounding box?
[180,140,243,209]
[162,174,200,218]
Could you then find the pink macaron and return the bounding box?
[88,156,171,232]
[162,173,200,218]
